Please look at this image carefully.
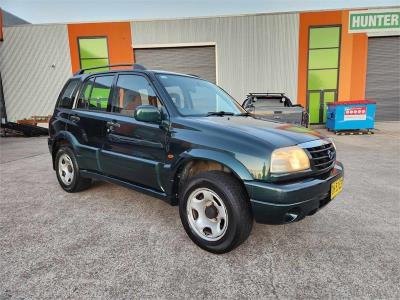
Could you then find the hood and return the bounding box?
[179,115,325,148]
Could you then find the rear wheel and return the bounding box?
[55,147,91,193]
[179,171,253,254]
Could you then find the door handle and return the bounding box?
[70,115,80,122]
[106,121,121,132]
[106,121,120,128]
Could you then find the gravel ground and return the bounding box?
[0,122,399,299]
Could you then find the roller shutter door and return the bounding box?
[366,36,400,121]
[134,46,216,83]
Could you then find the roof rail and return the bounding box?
[74,63,146,75]
[248,92,285,96]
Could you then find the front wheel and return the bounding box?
[179,171,253,254]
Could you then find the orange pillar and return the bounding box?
[297,10,369,106]
[67,22,134,74]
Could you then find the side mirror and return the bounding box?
[134,105,161,123]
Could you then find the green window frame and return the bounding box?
[78,37,109,73]
[306,26,341,124]
[307,26,341,91]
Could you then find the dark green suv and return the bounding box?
[49,64,344,253]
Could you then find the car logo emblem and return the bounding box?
[327,150,334,160]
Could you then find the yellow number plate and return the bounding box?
[331,177,343,199]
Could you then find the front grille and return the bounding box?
[305,143,336,171]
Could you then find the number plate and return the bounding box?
[331,177,343,199]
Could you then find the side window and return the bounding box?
[58,79,79,109]
[76,78,94,109]
[88,76,114,111]
[111,74,163,117]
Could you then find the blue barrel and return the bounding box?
[326,100,376,131]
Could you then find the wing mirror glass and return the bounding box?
[134,105,162,123]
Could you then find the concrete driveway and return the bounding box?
[1,123,399,299]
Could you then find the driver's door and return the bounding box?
[100,73,168,191]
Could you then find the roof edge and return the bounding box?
[3,5,399,28]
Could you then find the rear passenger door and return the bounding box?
[100,73,168,191]
[68,75,114,171]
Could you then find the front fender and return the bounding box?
[164,148,254,201]
[177,148,254,180]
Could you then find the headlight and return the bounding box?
[270,146,310,174]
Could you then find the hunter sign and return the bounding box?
[349,9,400,33]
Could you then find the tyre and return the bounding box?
[179,171,253,254]
[55,146,91,193]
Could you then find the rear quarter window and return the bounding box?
[57,79,80,109]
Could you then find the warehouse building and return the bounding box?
[0,7,399,124]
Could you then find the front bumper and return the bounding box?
[244,162,344,224]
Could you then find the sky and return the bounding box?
[1,0,399,24]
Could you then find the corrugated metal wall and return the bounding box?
[131,13,299,102]
[135,46,216,83]
[0,24,72,122]
[366,36,400,121]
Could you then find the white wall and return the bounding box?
[0,24,72,122]
[131,13,299,102]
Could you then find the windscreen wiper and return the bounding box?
[206,111,235,116]
[235,112,251,116]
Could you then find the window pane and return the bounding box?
[77,78,94,109]
[62,80,79,99]
[80,59,109,73]
[111,75,161,116]
[308,69,338,90]
[308,92,321,124]
[58,79,79,108]
[323,91,336,122]
[157,74,243,116]
[309,27,340,49]
[79,38,108,59]
[254,98,285,107]
[165,86,185,109]
[89,76,114,111]
[308,48,339,69]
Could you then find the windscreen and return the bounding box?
[157,74,245,116]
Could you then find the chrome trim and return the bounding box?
[298,138,331,149]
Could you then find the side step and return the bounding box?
[80,170,171,203]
